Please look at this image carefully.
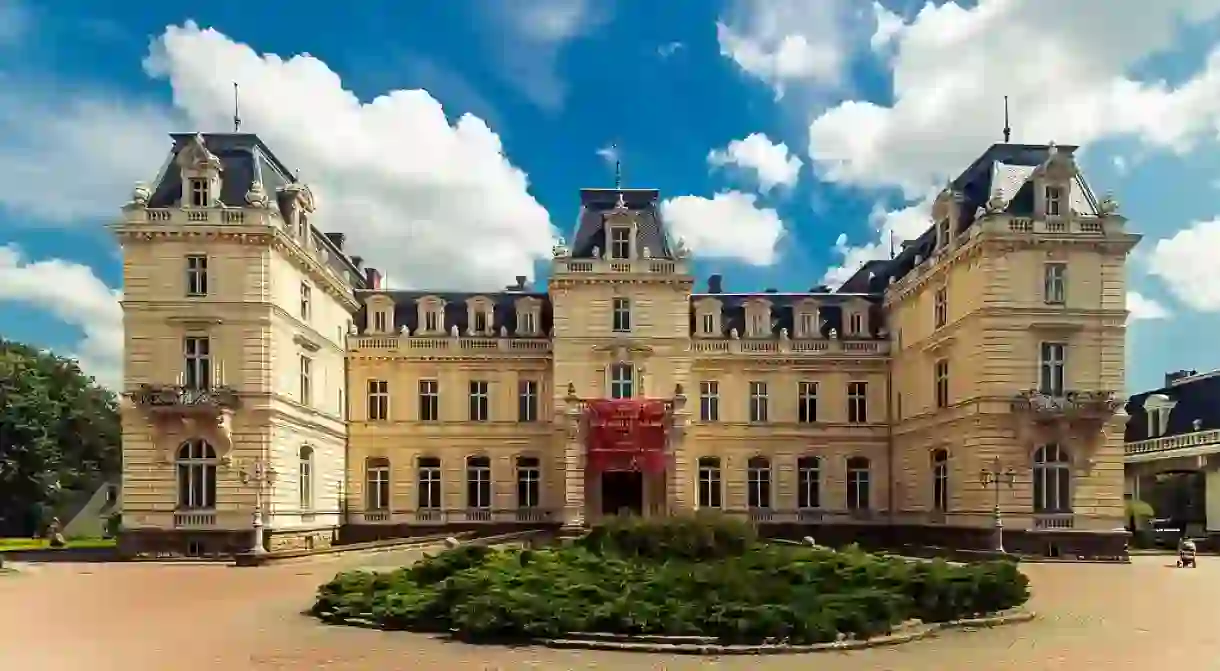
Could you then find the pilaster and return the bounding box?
[561,384,586,530]
[667,385,690,514]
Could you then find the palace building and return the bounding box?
[112,132,1139,558]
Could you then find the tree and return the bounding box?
[0,340,120,536]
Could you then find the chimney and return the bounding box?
[764,288,778,293]
[505,276,529,292]
[324,232,346,251]
[351,255,364,269]
[707,274,723,293]
[364,267,382,290]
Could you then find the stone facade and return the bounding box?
[112,133,1139,558]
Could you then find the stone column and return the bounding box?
[668,385,690,515]
[560,384,586,532]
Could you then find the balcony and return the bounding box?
[1011,390,1121,423]
[1033,513,1075,530]
[555,258,688,275]
[131,383,240,462]
[355,508,558,524]
[691,337,888,357]
[1125,429,1220,461]
[349,335,552,355]
[131,383,241,414]
[173,510,217,528]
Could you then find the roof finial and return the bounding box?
[613,142,622,189]
[1002,95,1011,143]
[889,231,898,260]
[233,82,242,132]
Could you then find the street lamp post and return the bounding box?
[238,459,277,555]
[979,457,1017,553]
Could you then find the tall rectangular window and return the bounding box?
[517,380,538,422]
[366,458,390,511]
[473,310,489,333]
[799,312,817,337]
[697,457,722,508]
[1045,185,1062,216]
[468,380,490,422]
[609,227,630,259]
[424,310,439,333]
[1039,343,1067,396]
[520,311,537,335]
[610,363,634,399]
[798,381,818,423]
[848,381,868,424]
[183,336,211,389]
[848,313,863,335]
[188,178,209,207]
[300,282,312,321]
[367,380,389,421]
[934,287,948,329]
[516,457,540,508]
[748,381,768,423]
[701,313,715,335]
[1044,263,1067,305]
[699,381,720,422]
[185,255,208,297]
[612,297,631,332]
[747,458,771,509]
[418,379,439,421]
[299,356,312,406]
[373,311,388,332]
[797,457,821,509]
[935,359,950,409]
[465,457,492,509]
[417,457,441,509]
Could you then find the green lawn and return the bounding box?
[0,537,117,551]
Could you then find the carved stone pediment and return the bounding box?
[176,133,222,171]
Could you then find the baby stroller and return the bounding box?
[1177,538,1198,568]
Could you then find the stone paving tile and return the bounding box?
[0,554,1212,670]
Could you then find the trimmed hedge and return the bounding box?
[311,516,1030,645]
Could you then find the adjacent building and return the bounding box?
[112,132,1139,558]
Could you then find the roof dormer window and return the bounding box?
[609,227,631,260]
[189,178,210,207]
[1044,185,1063,217]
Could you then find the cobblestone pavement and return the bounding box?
[0,553,1212,670]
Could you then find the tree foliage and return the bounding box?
[0,339,120,535]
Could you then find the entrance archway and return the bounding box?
[584,399,668,519]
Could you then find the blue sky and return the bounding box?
[1,0,1219,393]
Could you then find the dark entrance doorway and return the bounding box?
[601,471,644,517]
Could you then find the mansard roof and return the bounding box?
[1125,371,1220,442]
[690,290,884,339]
[355,290,553,337]
[570,188,674,260]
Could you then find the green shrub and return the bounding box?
[311,518,1031,645]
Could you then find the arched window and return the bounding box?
[365,457,390,511]
[697,456,722,509]
[176,439,216,510]
[298,446,315,511]
[846,457,871,511]
[515,456,540,509]
[416,457,441,509]
[610,363,634,399]
[747,456,771,509]
[797,456,821,509]
[931,449,949,513]
[466,456,492,510]
[1033,444,1072,513]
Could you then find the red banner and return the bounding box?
[585,399,668,473]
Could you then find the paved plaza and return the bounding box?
[0,552,1211,670]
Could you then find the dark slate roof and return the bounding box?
[356,290,553,336]
[690,292,885,339]
[1125,372,1220,442]
[570,189,674,259]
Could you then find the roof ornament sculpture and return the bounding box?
[613,191,629,212]
[245,180,268,208]
[674,237,690,260]
[129,182,151,208]
[551,235,569,259]
[985,188,1006,214]
[1097,193,1119,216]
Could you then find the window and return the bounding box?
[610,227,631,259]
[932,449,949,513]
[848,313,863,335]
[299,356,312,406]
[416,457,441,509]
[366,457,391,511]
[1045,185,1062,217]
[520,311,537,335]
[797,456,821,509]
[300,282,312,321]
[517,380,538,422]
[1033,444,1072,513]
[298,446,314,511]
[938,218,951,247]
[697,457,722,508]
[701,312,715,335]
[175,439,216,509]
[367,380,389,421]
[1044,263,1067,305]
[749,312,768,337]
[748,381,768,423]
[846,457,871,511]
[424,310,439,333]
[186,255,208,297]
[1038,343,1066,396]
[516,457,540,508]
[799,312,817,337]
[1148,407,1170,437]
[935,359,950,409]
[798,381,818,423]
[373,311,388,332]
[468,380,490,422]
[473,310,489,333]
[466,456,492,510]
[188,178,209,207]
[183,336,212,390]
[746,456,771,509]
[934,287,947,329]
[610,363,634,399]
[418,379,439,421]
[699,381,720,422]
[612,297,631,332]
[848,381,868,424]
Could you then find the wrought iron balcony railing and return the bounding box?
[1011,389,1121,420]
[131,383,241,411]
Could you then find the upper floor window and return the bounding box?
[798,381,818,423]
[1044,263,1067,305]
[423,306,441,333]
[937,218,951,248]
[183,336,211,390]
[188,178,209,207]
[298,446,314,512]
[797,456,821,509]
[1039,342,1066,396]
[848,312,863,336]
[610,363,634,399]
[700,312,716,335]
[932,449,949,513]
[848,381,868,424]
[697,457,722,509]
[300,282,312,321]
[367,379,389,421]
[1044,185,1063,217]
[299,355,312,406]
[516,457,541,508]
[517,380,538,422]
[746,456,771,509]
[519,310,537,336]
[468,380,490,422]
[186,255,208,297]
[612,297,631,332]
[466,456,492,510]
[473,309,489,334]
[934,287,948,329]
[934,359,950,409]
[609,227,631,259]
[847,457,871,511]
[366,457,391,511]
[418,379,439,421]
[417,457,441,509]
[799,312,817,338]
[748,381,768,423]
[373,311,388,332]
[699,381,719,422]
[748,312,769,337]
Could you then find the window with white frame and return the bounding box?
[373,310,388,332]
[797,456,821,509]
[697,457,722,508]
[1044,263,1067,305]
[188,178,209,207]
[517,380,538,422]
[610,363,634,399]
[298,446,314,511]
[798,381,818,423]
[366,457,391,510]
[699,381,719,421]
[519,310,537,336]
[176,439,217,510]
[468,380,490,422]
[1045,185,1063,217]
[416,457,441,509]
[1033,444,1072,513]
[932,449,949,513]
[418,379,439,421]
[299,355,312,406]
[748,381,768,423]
[300,282,312,321]
[612,297,631,332]
[934,287,947,329]
[700,312,715,335]
[466,456,492,510]
[848,381,868,423]
[609,227,631,259]
[846,457,871,511]
[186,255,209,297]
[473,308,489,334]
[367,379,389,421]
[1038,342,1066,396]
[183,336,212,390]
[748,310,770,337]
[424,309,440,333]
[516,457,540,508]
[848,312,863,335]
[746,456,771,509]
[935,359,950,409]
[799,311,818,337]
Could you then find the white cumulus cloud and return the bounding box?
[660,191,786,266]
[822,196,933,287]
[707,133,803,193]
[1127,291,1171,321]
[1147,216,1220,311]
